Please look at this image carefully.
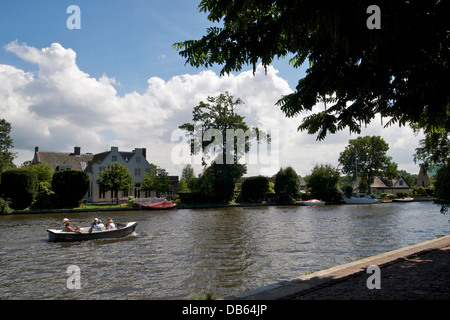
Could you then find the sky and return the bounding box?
[0,0,424,178]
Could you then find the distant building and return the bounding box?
[352,175,411,195]
[31,146,178,203]
[417,164,442,188]
[32,146,93,171]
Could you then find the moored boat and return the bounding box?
[393,197,414,202]
[139,201,177,210]
[344,193,380,204]
[302,199,325,206]
[47,222,137,242]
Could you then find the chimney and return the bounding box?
[74,146,81,156]
[34,146,40,163]
[142,148,147,159]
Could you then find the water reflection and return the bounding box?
[0,202,448,299]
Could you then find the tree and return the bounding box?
[241,176,269,203]
[0,169,38,210]
[52,170,89,208]
[0,119,16,174]
[414,131,450,212]
[306,164,342,202]
[274,166,300,200]
[174,0,449,140]
[179,91,256,166]
[433,165,450,214]
[182,164,195,181]
[141,165,172,197]
[179,92,263,202]
[339,136,398,194]
[97,162,133,203]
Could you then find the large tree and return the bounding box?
[339,136,398,194]
[179,92,264,202]
[141,165,172,197]
[274,166,300,199]
[0,119,16,173]
[97,162,133,203]
[174,0,449,139]
[306,164,342,202]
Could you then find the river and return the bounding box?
[0,201,448,300]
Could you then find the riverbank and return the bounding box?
[7,197,436,215]
[222,234,450,300]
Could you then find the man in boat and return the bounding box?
[89,218,103,232]
[63,221,82,233]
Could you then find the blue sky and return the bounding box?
[0,1,423,177]
[0,0,301,95]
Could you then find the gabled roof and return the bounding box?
[34,151,94,171]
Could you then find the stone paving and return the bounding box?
[223,235,450,300]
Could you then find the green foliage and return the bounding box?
[433,164,450,213]
[306,164,342,202]
[182,164,195,181]
[241,176,269,203]
[97,162,133,201]
[0,197,14,215]
[0,169,38,210]
[274,166,300,199]
[415,186,426,196]
[0,119,16,173]
[141,165,172,197]
[174,0,449,139]
[52,170,89,208]
[339,136,397,193]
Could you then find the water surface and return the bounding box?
[0,202,448,299]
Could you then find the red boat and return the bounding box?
[139,201,177,210]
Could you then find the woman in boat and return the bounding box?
[105,217,116,230]
[63,221,82,233]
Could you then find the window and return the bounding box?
[135,168,141,176]
[112,155,117,162]
[136,156,140,163]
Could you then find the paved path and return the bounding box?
[223,235,450,300]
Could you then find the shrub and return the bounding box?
[0,169,38,210]
[0,198,14,215]
[241,176,269,202]
[52,170,89,208]
[416,186,426,195]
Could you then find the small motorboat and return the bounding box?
[381,199,393,203]
[344,193,380,204]
[47,222,137,242]
[302,199,325,206]
[139,201,177,210]
[393,197,414,202]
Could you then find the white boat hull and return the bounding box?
[344,197,380,204]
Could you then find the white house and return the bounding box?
[85,146,155,202]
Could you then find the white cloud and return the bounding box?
[1,41,424,177]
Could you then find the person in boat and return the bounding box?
[105,217,116,230]
[61,218,69,230]
[63,221,82,233]
[89,218,104,232]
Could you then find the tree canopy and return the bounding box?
[306,164,342,202]
[339,136,397,193]
[141,165,172,197]
[174,0,449,139]
[274,166,300,199]
[97,162,133,202]
[0,119,16,173]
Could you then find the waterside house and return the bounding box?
[351,175,412,196]
[32,146,178,203]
